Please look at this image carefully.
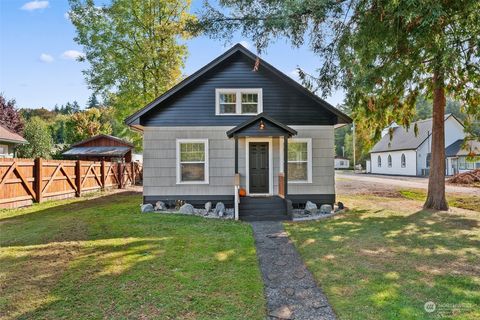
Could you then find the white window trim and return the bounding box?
[215,88,263,115]
[176,139,209,184]
[280,138,312,184]
[387,154,392,168]
[245,137,273,196]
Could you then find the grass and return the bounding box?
[0,192,265,320]
[399,189,480,212]
[285,195,480,320]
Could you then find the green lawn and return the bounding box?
[285,195,480,320]
[399,189,480,212]
[0,192,265,320]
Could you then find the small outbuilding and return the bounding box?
[63,134,134,162]
[0,124,27,158]
[334,156,350,169]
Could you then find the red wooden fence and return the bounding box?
[0,158,142,209]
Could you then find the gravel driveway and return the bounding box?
[336,171,479,196]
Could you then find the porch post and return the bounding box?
[234,136,239,174]
[283,135,288,198]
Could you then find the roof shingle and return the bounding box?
[0,124,27,144]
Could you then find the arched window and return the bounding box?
[388,155,392,167]
[378,155,382,167]
[401,154,406,168]
[426,153,431,168]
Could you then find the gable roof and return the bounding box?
[445,139,480,157]
[0,124,27,144]
[226,113,297,138]
[71,134,134,148]
[125,43,352,127]
[370,114,462,153]
[63,146,131,158]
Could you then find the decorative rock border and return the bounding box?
[140,201,234,219]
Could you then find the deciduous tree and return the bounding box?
[17,117,53,159]
[69,0,196,149]
[0,94,24,134]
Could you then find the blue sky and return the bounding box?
[0,0,345,110]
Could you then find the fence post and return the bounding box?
[101,160,106,190]
[75,160,82,197]
[34,157,43,203]
[131,162,135,186]
[118,162,123,189]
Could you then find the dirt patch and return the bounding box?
[448,169,480,185]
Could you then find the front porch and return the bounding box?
[227,113,297,221]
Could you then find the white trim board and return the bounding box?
[176,138,209,185]
[279,137,313,184]
[245,137,274,196]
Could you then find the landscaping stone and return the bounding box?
[205,201,212,213]
[320,204,333,214]
[154,201,166,211]
[269,306,293,319]
[140,203,154,213]
[214,202,225,216]
[179,203,195,214]
[275,259,288,266]
[304,201,317,214]
[285,287,295,296]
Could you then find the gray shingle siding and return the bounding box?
[143,126,334,199]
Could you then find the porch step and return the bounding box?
[239,196,290,221]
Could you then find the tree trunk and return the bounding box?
[424,68,448,210]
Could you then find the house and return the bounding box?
[63,134,134,162]
[125,43,352,221]
[334,156,350,169]
[369,114,466,176]
[0,124,27,158]
[445,139,480,175]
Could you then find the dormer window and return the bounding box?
[216,89,262,115]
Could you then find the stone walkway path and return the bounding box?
[251,221,336,320]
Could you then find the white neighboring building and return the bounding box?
[369,114,465,176]
[334,156,350,169]
[445,139,480,175]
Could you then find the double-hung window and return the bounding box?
[176,139,209,184]
[216,89,262,115]
[286,138,312,183]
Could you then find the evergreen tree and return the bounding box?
[198,0,480,210]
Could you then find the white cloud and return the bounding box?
[21,1,49,11]
[64,11,70,20]
[39,53,54,63]
[61,50,85,60]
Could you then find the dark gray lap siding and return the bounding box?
[141,53,337,127]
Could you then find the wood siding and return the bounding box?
[141,52,338,127]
